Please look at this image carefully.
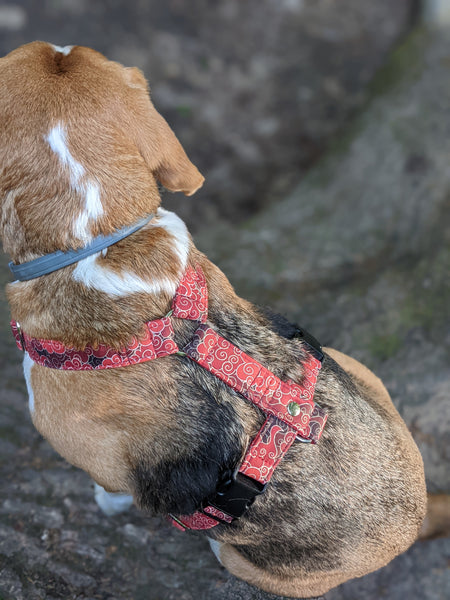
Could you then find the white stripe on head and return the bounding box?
[44,122,104,243]
[52,44,73,56]
[45,123,85,185]
[23,352,35,414]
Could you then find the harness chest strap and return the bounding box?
[11,266,209,369]
[11,265,327,530]
[170,322,326,531]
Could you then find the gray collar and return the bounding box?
[9,214,154,282]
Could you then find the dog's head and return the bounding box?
[0,41,204,260]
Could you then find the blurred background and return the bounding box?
[0,1,449,599]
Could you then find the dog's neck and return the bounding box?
[6,207,196,349]
[9,214,155,282]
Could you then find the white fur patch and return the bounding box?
[52,44,73,56]
[45,123,85,184]
[156,208,190,273]
[44,122,103,243]
[72,209,190,298]
[73,181,103,244]
[208,538,224,565]
[72,252,178,297]
[94,483,134,516]
[23,352,35,414]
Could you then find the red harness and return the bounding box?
[11,266,327,530]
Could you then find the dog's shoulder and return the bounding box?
[131,365,251,516]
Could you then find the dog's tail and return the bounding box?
[418,493,450,540]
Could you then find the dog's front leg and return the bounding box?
[94,482,134,516]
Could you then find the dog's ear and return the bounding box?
[151,110,205,196]
[124,67,148,91]
[124,67,204,196]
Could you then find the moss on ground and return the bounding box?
[297,26,428,192]
[368,333,402,361]
[368,27,427,97]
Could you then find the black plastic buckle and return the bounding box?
[293,326,324,362]
[204,472,267,521]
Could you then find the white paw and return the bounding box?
[207,537,223,565]
[94,483,134,516]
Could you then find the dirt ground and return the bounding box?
[1,2,449,600]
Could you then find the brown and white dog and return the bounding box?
[0,42,428,598]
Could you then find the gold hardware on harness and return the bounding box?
[287,401,300,416]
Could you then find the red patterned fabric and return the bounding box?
[11,263,326,531]
[184,325,322,441]
[307,405,328,444]
[11,318,174,370]
[238,416,298,484]
[172,267,208,323]
[10,266,207,371]
[203,505,234,523]
[176,325,326,530]
[169,504,234,531]
[168,511,222,531]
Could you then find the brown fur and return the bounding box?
[0,42,202,265]
[0,42,428,598]
[212,348,427,597]
[419,494,450,540]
